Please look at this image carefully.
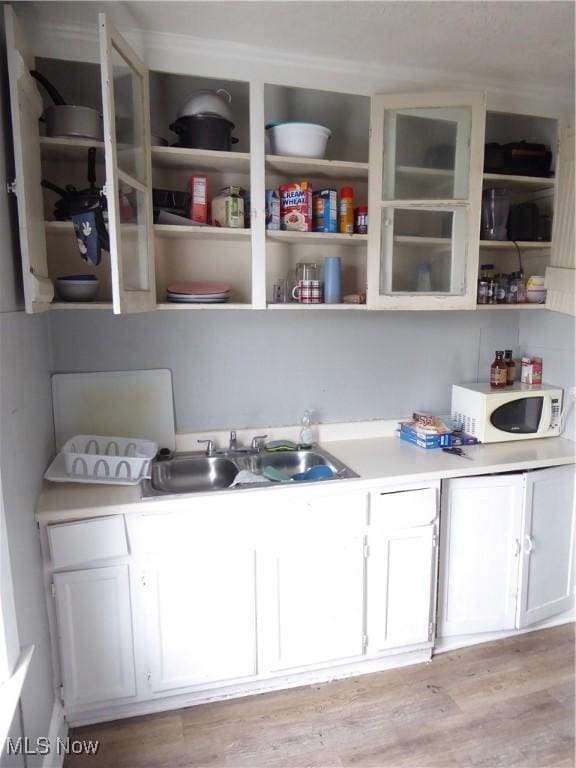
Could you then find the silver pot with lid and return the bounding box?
[177,88,233,121]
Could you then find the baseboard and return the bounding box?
[41,699,68,768]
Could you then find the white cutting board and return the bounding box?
[52,370,176,451]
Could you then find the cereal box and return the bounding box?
[313,189,337,233]
[279,181,312,232]
[265,189,280,230]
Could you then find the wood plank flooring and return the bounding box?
[65,624,575,768]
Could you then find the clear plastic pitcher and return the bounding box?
[481,188,510,241]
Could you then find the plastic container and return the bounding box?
[338,187,354,234]
[354,206,368,234]
[55,275,99,302]
[481,188,510,241]
[61,435,158,484]
[266,122,331,159]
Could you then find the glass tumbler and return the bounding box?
[481,188,510,241]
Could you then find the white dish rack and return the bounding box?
[45,435,158,485]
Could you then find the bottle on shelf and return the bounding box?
[338,187,354,234]
[504,350,516,385]
[516,271,527,303]
[490,351,508,389]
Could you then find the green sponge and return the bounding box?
[265,439,299,452]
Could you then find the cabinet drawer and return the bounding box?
[48,516,128,570]
[369,487,437,529]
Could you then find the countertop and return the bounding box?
[36,434,576,522]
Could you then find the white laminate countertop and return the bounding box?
[36,434,576,523]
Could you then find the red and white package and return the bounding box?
[187,175,208,225]
[279,181,312,232]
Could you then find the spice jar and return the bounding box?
[505,350,516,385]
[354,206,368,234]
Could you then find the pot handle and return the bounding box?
[232,136,239,145]
[216,88,232,103]
[169,121,184,136]
[30,70,67,106]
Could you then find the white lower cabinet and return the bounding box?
[439,465,575,638]
[143,544,258,692]
[53,565,136,708]
[366,486,439,652]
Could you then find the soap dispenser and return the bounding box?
[299,410,314,448]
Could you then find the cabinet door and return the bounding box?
[98,14,156,313]
[367,91,485,310]
[517,465,576,628]
[4,5,53,312]
[53,566,136,708]
[259,531,365,672]
[438,476,523,636]
[367,523,437,652]
[143,545,258,693]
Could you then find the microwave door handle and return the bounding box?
[540,396,552,431]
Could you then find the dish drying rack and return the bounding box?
[46,435,158,485]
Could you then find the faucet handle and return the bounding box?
[197,439,215,457]
[251,434,268,452]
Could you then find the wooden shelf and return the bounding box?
[40,136,105,162]
[265,155,368,181]
[483,173,555,192]
[266,231,367,246]
[157,302,252,310]
[394,236,450,246]
[152,146,250,174]
[46,221,250,241]
[51,302,112,310]
[479,240,551,250]
[476,303,547,310]
[154,224,250,240]
[267,303,367,310]
[396,165,453,180]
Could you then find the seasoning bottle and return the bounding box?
[490,350,507,389]
[516,271,526,303]
[338,187,354,234]
[504,350,516,385]
[354,206,368,234]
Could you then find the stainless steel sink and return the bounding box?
[149,456,239,495]
[142,445,358,497]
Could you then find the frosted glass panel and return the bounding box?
[383,107,471,200]
[380,208,468,295]
[118,183,150,292]
[112,44,145,183]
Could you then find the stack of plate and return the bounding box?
[166,281,231,303]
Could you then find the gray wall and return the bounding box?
[50,309,521,432]
[519,310,576,441]
[0,14,56,768]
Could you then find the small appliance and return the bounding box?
[451,382,563,443]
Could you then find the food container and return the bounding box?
[312,189,337,233]
[279,181,312,231]
[211,186,244,228]
[265,189,280,230]
[61,434,158,484]
[266,122,331,159]
[521,357,543,385]
[187,175,208,224]
[55,275,99,302]
[526,275,547,303]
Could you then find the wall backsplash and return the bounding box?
[50,310,521,433]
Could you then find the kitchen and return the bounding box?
[0,2,575,767]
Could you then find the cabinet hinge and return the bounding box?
[362,634,368,652]
[432,533,438,548]
[6,180,17,195]
[429,621,435,640]
[50,581,55,598]
[363,543,370,558]
[141,572,147,587]
[59,684,64,703]
[102,183,109,198]
[146,671,151,683]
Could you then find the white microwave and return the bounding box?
[451,382,563,443]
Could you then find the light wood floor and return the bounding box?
[65,624,575,768]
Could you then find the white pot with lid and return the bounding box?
[178,89,233,121]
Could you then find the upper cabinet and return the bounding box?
[5,7,567,315]
[367,91,486,310]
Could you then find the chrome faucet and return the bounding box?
[251,435,268,453]
[197,439,215,457]
[229,431,238,452]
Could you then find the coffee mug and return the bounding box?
[292,279,322,304]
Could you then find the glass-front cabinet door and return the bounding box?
[367,92,486,309]
[99,14,156,313]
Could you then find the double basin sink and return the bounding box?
[143,445,358,497]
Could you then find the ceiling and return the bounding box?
[18,1,576,93]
